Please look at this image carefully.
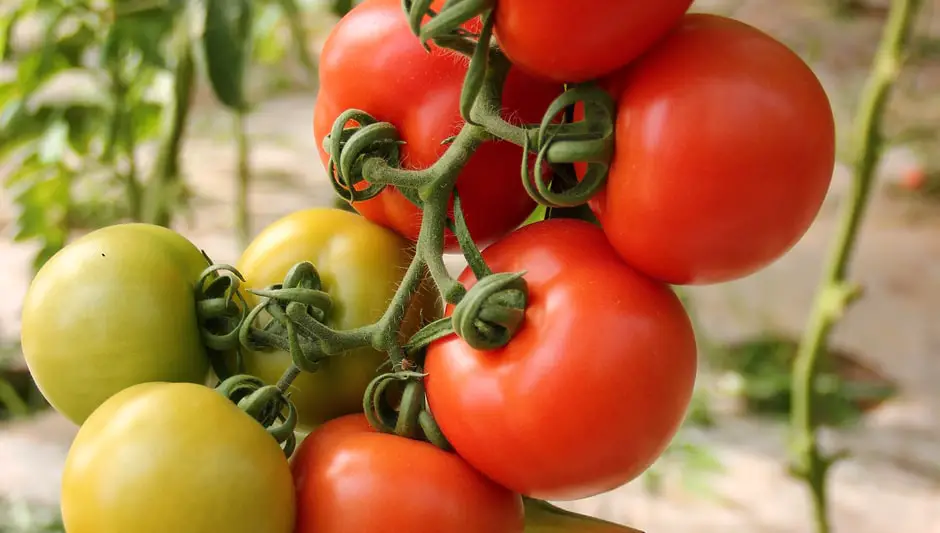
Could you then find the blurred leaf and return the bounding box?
[38,119,69,164]
[13,167,72,271]
[0,5,20,60]
[108,7,178,69]
[252,3,289,64]
[65,104,107,154]
[131,101,164,141]
[17,6,71,95]
[202,0,253,110]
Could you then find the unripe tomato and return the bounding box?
[292,414,524,533]
[61,382,295,533]
[589,14,836,285]
[494,0,694,83]
[314,0,562,248]
[20,224,211,424]
[425,219,698,501]
[235,208,441,429]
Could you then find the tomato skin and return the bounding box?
[424,219,697,501]
[61,382,294,533]
[20,224,211,425]
[589,14,836,285]
[494,0,693,83]
[235,208,441,430]
[292,414,524,533]
[314,0,562,248]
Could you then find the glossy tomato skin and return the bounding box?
[20,224,211,425]
[314,0,562,248]
[494,0,694,83]
[590,14,836,285]
[235,208,441,430]
[292,414,524,533]
[424,219,698,501]
[61,382,295,533]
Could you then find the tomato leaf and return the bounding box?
[38,119,70,164]
[202,0,254,111]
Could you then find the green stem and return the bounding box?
[145,24,194,227]
[235,110,251,249]
[790,1,923,532]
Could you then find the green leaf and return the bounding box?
[131,101,164,141]
[0,5,20,61]
[12,167,71,271]
[252,3,289,65]
[65,105,108,154]
[38,120,70,164]
[202,0,254,110]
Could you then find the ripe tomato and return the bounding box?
[292,414,524,533]
[314,0,562,248]
[61,382,295,533]
[20,224,211,424]
[494,0,694,83]
[424,219,697,501]
[588,14,836,285]
[235,208,441,429]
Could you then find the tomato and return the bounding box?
[20,224,211,424]
[292,414,524,533]
[314,0,562,248]
[126,223,210,281]
[494,0,694,83]
[587,14,836,285]
[424,219,697,501]
[61,382,294,533]
[235,208,441,430]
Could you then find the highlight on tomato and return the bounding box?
[313,0,562,249]
[61,382,295,533]
[234,208,441,430]
[424,219,698,501]
[291,414,525,533]
[493,0,695,83]
[587,13,836,285]
[20,224,212,425]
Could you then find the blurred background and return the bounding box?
[0,0,938,531]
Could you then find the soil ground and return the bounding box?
[1,0,939,531]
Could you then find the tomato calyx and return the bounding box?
[216,374,299,456]
[402,0,495,48]
[363,369,453,450]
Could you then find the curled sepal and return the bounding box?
[521,84,617,208]
[324,109,402,203]
[216,375,299,456]
[458,10,494,126]
[363,372,418,434]
[451,272,528,350]
[194,263,249,352]
[413,0,496,46]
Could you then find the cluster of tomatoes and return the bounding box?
[18,0,835,532]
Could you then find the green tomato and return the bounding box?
[61,382,294,533]
[20,224,211,424]
[234,208,442,429]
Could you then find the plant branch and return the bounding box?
[790,1,923,532]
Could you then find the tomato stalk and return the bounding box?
[789,1,923,532]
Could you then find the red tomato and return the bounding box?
[292,415,524,533]
[494,0,694,83]
[588,14,836,285]
[424,219,698,500]
[314,0,562,248]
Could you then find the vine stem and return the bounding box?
[789,1,923,532]
[144,13,194,227]
[235,110,251,249]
